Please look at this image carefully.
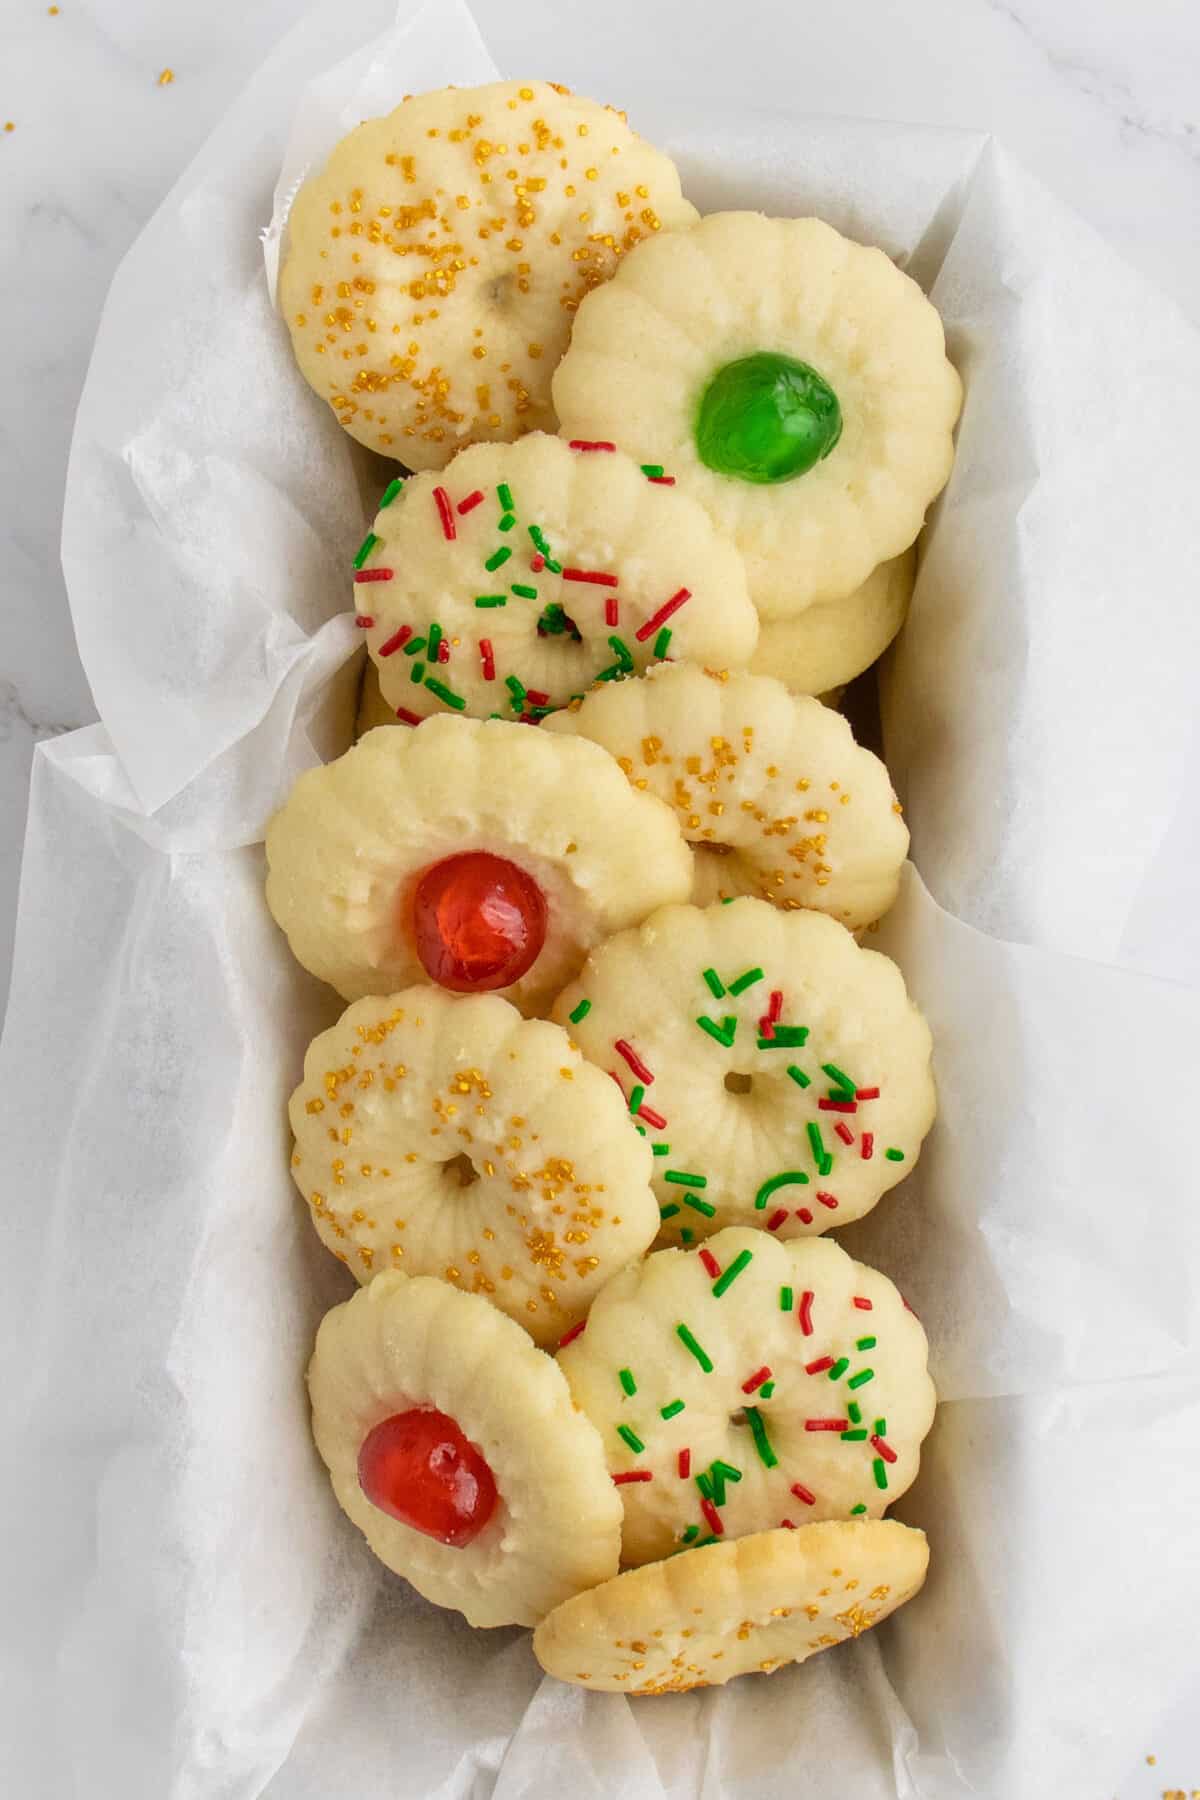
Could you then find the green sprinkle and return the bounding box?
[695,1470,716,1503]
[851,1503,868,1515]
[665,1170,706,1188]
[474,595,507,608]
[712,1249,753,1296]
[608,634,634,671]
[544,556,563,574]
[660,1399,685,1420]
[848,1368,875,1390]
[653,627,673,658]
[684,1194,716,1217]
[707,1468,726,1507]
[848,1401,863,1425]
[821,1062,857,1096]
[511,583,539,599]
[617,1424,644,1454]
[712,1460,742,1482]
[628,1083,645,1116]
[743,1406,778,1469]
[680,1228,694,1243]
[856,1336,877,1352]
[410,661,426,684]
[675,1323,713,1372]
[659,1203,681,1221]
[568,999,591,1024]
[693,1533,719,1546]
[727,966,764,996]
[702,968,726,999]
[402,636,426,656]
[498,513,517,532]
[828,1357,849,1381]
[759,1380,775,1398]
[721,896,735,905]
[885,1147,906,1162]
[873,1458,889,1491]
[841,1428,869,1441]
[353,531,378,570]
[641,463,665,477]
[485,546,512,572]
[424,677,466,711]
[635,1125,646,1137]
[619,1368,637,1397]
[594,662,625,683]
[426,623,443,661]
[696,1014,736,1048]
[681,1523,699,1543]
[806,1122,829,1170]
[504,674,526,709]
[779,1285,794,1312]
[786,1063,811,1088]
[652,1143,671,1157]
[497,483,514,511]
[754,1170,809,1210]
[874,1418,887,1436]
[379,478,405,508]
[758,1026,810,1049]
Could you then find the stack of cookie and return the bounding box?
[266,79,960,1697]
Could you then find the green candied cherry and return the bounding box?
[694,352,843,484]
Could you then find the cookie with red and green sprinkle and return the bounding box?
[552,897,934,1243]
[353,433,756,722]
[556,1228,935,1566]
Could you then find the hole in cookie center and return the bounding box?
[444,1152,480,1189]
[695,841,735,857]
[486,271,515,307]
[724,1071,754,1096]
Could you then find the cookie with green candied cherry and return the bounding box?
[553,898,934,1243]
[552,212,961,619]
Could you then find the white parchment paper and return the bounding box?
[3,2,1199,1796]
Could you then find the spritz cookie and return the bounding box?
[264,716,692,1015]
[552,212,961,618]
[552,899,934,1243]
[352,435,756,722]
[533,1517,928,1692]
[545,662,907,930]
[557,1229,934,1562]
[289,987,659,1345]
[748,551,915,697]
[309,1271,622,1626]
[280,81,698,465]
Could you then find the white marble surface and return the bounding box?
[1,0,1198,1790]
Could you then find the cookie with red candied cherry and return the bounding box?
[308,1270,622,1626]
[264,714,692,1016]
[557,1229,935,1565]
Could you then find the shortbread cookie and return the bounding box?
[552,212,961,618]
[545,663,907,930]
[309,1271,622,1626]
[557,1229,934,1562]
[289,988,658,1344]
[553,899,934,1243]
[352,435,756,722]
[748,552,915,697]
[265,716,692,1014]
[280,81,698,465]
[533,1518,928,1691]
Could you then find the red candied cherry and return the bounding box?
[411,851,547,992]
[357,1407,498,1547]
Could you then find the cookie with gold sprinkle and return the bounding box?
[280,80,697,465]
[309,1270,622,1626]
[557,1228,935,1564]
[553,212,961,618]
[352,434,756,722]
[545,662,907,930]
[533,1518,928,1692]
[748,551,915,697]
[289,987,659,1345]
[552,898,935,1244]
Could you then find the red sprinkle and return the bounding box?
[780,1517,797,1529]
[766,1208,789,1232]
[790,1482,816,1505]
[816,1192,839,1210]
[698,1248,721,1280]
[818,1098,857,1114]
[433,487,456,540]
[354,567,393,584]
[699,1498,725,1536]
[855,1087,880,1101]
[436,638,450,664]
[741,1365,772,1394]
[395,708,423,726]
[805,1418,849,1432]
[615,1039,654,1084]
[852,1297,873,1312]
[530,552,546,572]
[638,1103,668,1130]
[558,1319,587,1348]
[524,688,550,706]
[861,1132,875,1160]
[354,614,375,627]
[647,475,676,485]
[562,566,619,587]
[798,1291,815,1335]
[568,439,616,452]
[678,1448,691,1479]
[604,595,619,627]
[456,490,485,516]
[805,1356,835,1375]
[796,1207,814,1224]
[768,990,783,1021]
[871,1435,898,1464]
[758,1018,775,1040]
[378,624,413,657]
[478,639,496,681]
[635,587,692,643]
[834,1122,855,1145]
[902,1295,919,1318]
[613,1470,653,1485]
